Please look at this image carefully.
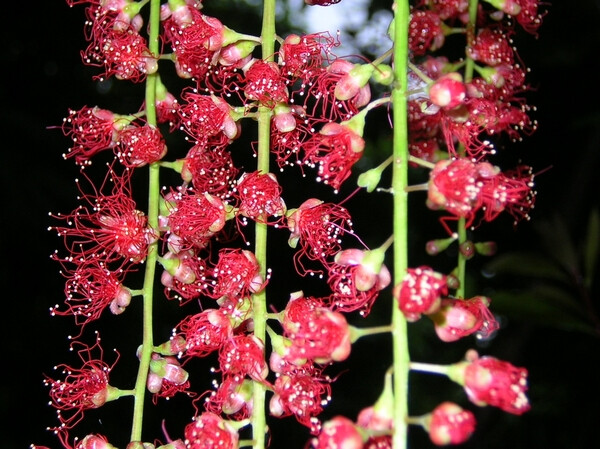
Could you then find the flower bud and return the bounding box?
[425,402,476,446]
[313,416,365,449]
[428,73,467,109]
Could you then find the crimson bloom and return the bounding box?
[44,335,120,430]
[183,412,240,449]
[282,292,352,365]
[312,416,364,449]
[327,248,391,316]
[204,374,254,419]
[242,59,289,107]
[114,123,167,167]
[82,5,157,81]
[206,248,267,300]
[176,309,234,359]
[162,6,225,79]
[426,402,476,446]
[286,198,354,275]
[160,250,210,303]
[164,189,229,252]
[409,10,445,56]
[394,266,450,322]
[279,32,338,82]
[427,158,535,231]
[303,59,370,123]
[180,141,238,199]
[51,169,157,264]
[429,296,499,342]
[50,256,132,327]
[60,106,129,165]
[270,364,333,434]
[448,351,531,415]
[302,121,366,191]
[177,91,240,143]
[218,335,269,382]
[232,171,287,224]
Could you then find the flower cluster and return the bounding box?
[39,0,544,448]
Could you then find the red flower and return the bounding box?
[327,249,391,316]
[513,0,546,35]
[450,352,531,415]
[164,189,228,252]
[160,250,210,303]
[232,171,287,223]
[50,256,132,326]
[286,198,353,275]
[427,402,476,446]
[409,10,445,56]
[312,416,364,449]
[178,91,239,143]
[479,165,536,224]
[279,32,338,82]
[303,59,370,122]
[218,335,269,381]
[428,73,467,109]
[270,365,332,434]
[270,104,313,169]
[430,296,499,342]
[302,122,365,191]
[427,158,486,220]
[60,106,128,166]
[427,158,536,231]
[467,28,514,66]
[51,169,156,264]
[114,123,167,167]
[82,6,156,82]
[147,354,192,402]
[183,412,239,449]
[154,89,181,131]
[243,60,289,108]
[424,0,469,21]
[176,309,233,358]
[162,7,225,79]
[207,248,267,300]
[45,335,118,429]
[180,141,238,199]
[282,293,352,365]
[204,374,253,419]
[395,266,449,322]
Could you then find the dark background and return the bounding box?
[1,1,599,449]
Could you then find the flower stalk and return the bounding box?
[391,2,411,449]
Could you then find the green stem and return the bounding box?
[456,0,479,299]
[391,2,410,449]
[130,0,160,442]
[351,324,394,342]
[251,2,276,449]
[409,361,451,376]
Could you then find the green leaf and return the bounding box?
[583,208,599,291]
[483,251,572,284]
[534,215,580,275]
[490,284,596,335]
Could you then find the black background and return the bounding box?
[2,1,599,449]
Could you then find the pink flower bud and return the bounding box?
[426,402,476,446]
[77,435,116,449]
[430,296,498,342]
[313,416,364,449]
[448,352,531,415]
[334,64,374,101]
[428,73,467,109]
